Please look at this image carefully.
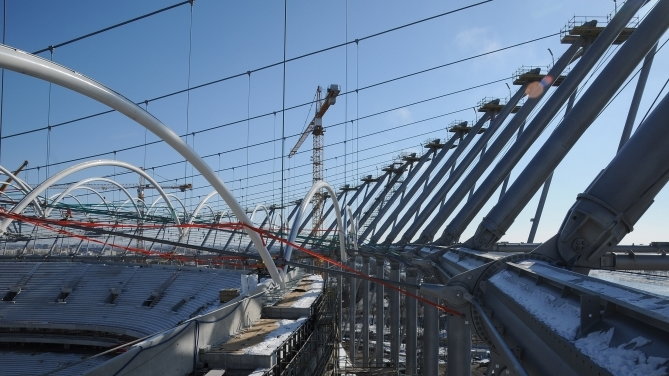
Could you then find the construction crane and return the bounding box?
[289,84,340,232]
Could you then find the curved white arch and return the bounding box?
[0,165,44,217]
[284,181,347,263]
[48,189,109,220]
[0,160,181,232]
[199,204,217,222]
[250,204,271,227]
[0,45,283,287]
[189,190,219,225]
[0,190,17,204]
[269,211,283,233]
[148,193,187,220]
[44,177,139,218]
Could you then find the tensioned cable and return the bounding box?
[45,49,54,199]
[44,99,476,192]
[184,1,194,202]
[64,108,463,206]
[0,0,5,162]
[281,0,287,250]
[20,73,511,174]
[31,1,192,55]
[3,32,554,145]
[3,1,493,141]
[33,100,484,211]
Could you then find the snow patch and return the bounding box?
[290,276,324,308]
[574,329,668,376]
[442,251,484,270]
[242,318,307,355]
[489,270,580,339]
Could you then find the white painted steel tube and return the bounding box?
[0,44,284,288]
[284,180,347,263]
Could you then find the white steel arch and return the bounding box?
[44,177,140,218]
[0,165,44,217]
[48,190,109,220]
[0,44,283,287]
[188,190,219,225]
[250,204,271,227]
[284,181,347,263]
[148,193,187,220]
[0,160,181,233]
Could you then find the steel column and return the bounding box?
[406,268,418,375]
[447,313,471,375]
[468,0,668,249]
[399,90,526,244]
[390,262,401,367]
[422,299,439,375]
[527,91,577,243]
[618,43,657,151]
[348,257,357,364]
[430,40,583,245]
[550,90,669,267]
[359,147,438,243]
[317,173,389,247]
[362,256,371,366]
[381,112,492,244]
[374,258,385,366]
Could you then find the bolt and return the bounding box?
[572,238,586,252]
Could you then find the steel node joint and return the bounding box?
[466,217,504,250]
[557,196,632,268]
[419,283,472,306]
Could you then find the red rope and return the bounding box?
[0,209,462,316]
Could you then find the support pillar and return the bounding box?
[348,257,357,364]
[447,313,471,375]
[390,262,401,367]
[406,268,418,375]
[423,300,439,375]
[362,256,370,366]
[375,258,385,366]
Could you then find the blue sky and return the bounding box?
[0,0,667,244]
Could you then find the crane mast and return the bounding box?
[289,84,340,233]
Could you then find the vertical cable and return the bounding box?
[143,101,149,168]
[246,72,251,210]
[45,48,54,199]
[344,0,348,188]
[184,2,194,203]
[355,40,360,202]
[272,112,277,205]
[281,0,287,243]
[0,0,5,163]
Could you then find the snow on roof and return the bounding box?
[289,275,323,308]
[247,369,270,376]
[516,261,669,320]
[574,328,668,376]
[490,261,669,375]
[589,270,669,298]
[488,268,581,339]
[442,250,485,270]
[242,318,307,355]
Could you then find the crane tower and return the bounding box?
[289,84,340,232]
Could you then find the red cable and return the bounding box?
[0,209,462,316]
